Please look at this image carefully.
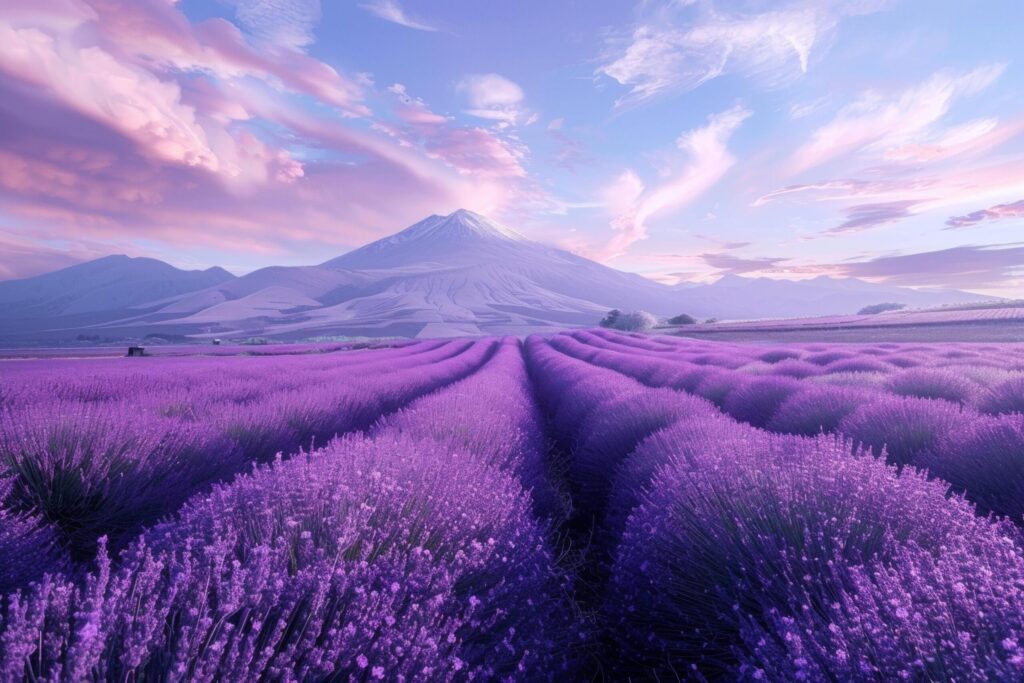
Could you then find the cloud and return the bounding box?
[547,121,591,171]
[946,199,1024,229]
[882,118,1024,163]
[755,160,1024,237]
[695,234,751,250]
[789,64,1005,173]
[222,0,322,50]
[596,2,886,108]
[376,85,530,180]
[835,243,1024,290]
[590,105,751,260]
[828,200,923,234]
[701,252,788,274]
[360,0,437,31]
[0,24,219,171]
[457,73,526,124]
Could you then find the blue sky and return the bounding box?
[1,0,1023,294]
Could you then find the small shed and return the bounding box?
[127,346,146,357]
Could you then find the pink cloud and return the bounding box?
[788,65,1005,174]
[756,159,1024,237]
[882,118,1024,163]
[584,106,751,261]
[946,199,1024,229]
[0,24,219,171]
[827,199,924,235]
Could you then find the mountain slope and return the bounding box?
[0,210,999,343]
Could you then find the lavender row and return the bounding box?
[524,335,1024,679]
[561,330,1024,524]
[0,339,496,578]
[0,338,578,680]
[372,337,569,521]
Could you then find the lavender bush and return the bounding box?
[838,396,975,466]
[605,433,1021,679]
[0,435,577,680]
[921,414,1024,522]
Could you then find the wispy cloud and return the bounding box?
[828,200,923,235]
[835,243,1024,290]
[701,252,788,274]
[596,1,886,109]
[587,105,751,260]
[946,200,1024,229]
[755,160,1024,238]
[223,0,323,50]
[789,64,1005,174]
[457,73,527,124]
[359,0,437,32]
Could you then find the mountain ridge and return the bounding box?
[0,210,998,343]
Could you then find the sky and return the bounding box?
[1,0,1023,295]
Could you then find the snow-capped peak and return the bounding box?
[409,209,527,242]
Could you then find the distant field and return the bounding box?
[663,305,1024,342]
[0,339,410,360]
[3,329,1024,679]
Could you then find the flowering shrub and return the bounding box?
[824,357,894,374]
[0,435,577,680]
[838,396,974,466]
[886,367,979,404]
[0,477,64,595]
[742,531,1024,681]
[694,369,752,407]
[768,385,880,436]
[979,376,1024,415]
[604,434,1019,679]
[0,339,498,561]
[768,359,824,378]
[374,338,569,521]
[921,414,1024,521]
[722,376,804,427]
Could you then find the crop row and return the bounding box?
[0,337,580,680]
[0,339,498,580]
[525,334,1024,680]
[555,329,1024,524]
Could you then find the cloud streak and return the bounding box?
[835,243,1024,290]
[946,199,1024,229]
[789,64,1005,174]
[596,2,886,109]
[360,0,437,32]
[589,105,751,260]
[701,252,788,274]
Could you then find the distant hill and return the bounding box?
[0,210,998,343]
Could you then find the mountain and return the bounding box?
[0,210,998,343]
[0,255,235,337]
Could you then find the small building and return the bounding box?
[127,346,146,357]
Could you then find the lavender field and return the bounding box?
[2,331,1024,680]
